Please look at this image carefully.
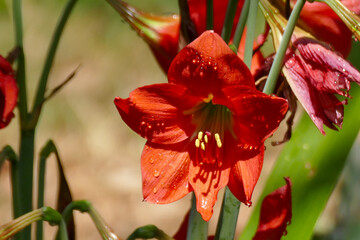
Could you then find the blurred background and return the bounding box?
[0,0,359,239]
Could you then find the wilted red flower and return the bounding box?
[106,0,180,72]
[261,0,360,134]
[0,55,18,129]
[283,36,360,134]
[253,177,292,240]
[114,31,288,221]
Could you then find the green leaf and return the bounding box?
[36,140,75,240]
[240,85,360,240]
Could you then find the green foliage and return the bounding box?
[240,84,360,240]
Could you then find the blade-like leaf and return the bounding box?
[240,84,360,240]
[36,140,74,240]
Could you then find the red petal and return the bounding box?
[222,86,288,146]
[294,38,360,96]
[253,177,292,240]
[114,83,199,144]
[0,58,18,129]
[283,51,344,134]
[168,31,255,101]
[142,141,191,204]
[227,145,264,205]
[188,149,231,221]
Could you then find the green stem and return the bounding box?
[16,129,35,240]
[206,0,214,30]
[262,0,306,95]
[214,187,240,240]
[12,0,28,123]
[31,0,78,122]
[243,0,258,68]
[221,0,239,43]
[232,0,250,49]
[186,194,208,240]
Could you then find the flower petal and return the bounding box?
[168,31,255,101]
[142,141,192,204]
[294,38,360,96]
[253,177,292,240]
[283,52,343,134]
[189,148,231,221]
[114,83,199,144]
[222,86,288,147]
[0,56,17,129]
[227,145,264,205]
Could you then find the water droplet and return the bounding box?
[153,170,160,177]
[199,71,204,77]
[153,187,158,194]
[250,123,254,127]
[265,124,269,129]
[149,158,154,164]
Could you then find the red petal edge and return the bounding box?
[253,177,292,240]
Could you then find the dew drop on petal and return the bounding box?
[199,71,204,77]
[153,187,158,194]
[153,170,160,177]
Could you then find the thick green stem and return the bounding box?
[243,0,258,67]
[214,187,240,240]
[186,194,208,240]
[262,0,306,95]
[221,0,240,43]
[206,0,214,30]
[16,130,35,240]
[232,0,250,49]
[31,0,78,122]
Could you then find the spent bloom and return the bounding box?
[260,0,360,134]
[253,177,292,240]
[114,31,288,221]
[0,55,18,129]
[106,0,180,72]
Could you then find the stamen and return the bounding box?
[195,139,200,148]
[197,131,203,140]
[214,133,222,148]
[204,134,208,143]
[201,142,206,151]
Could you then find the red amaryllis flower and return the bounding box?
[0,55,18,129]
[106,0,180,72]
[253,177,292,240]
[114,31,288,220]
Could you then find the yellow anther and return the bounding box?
[195,139,200,148]
[204,135,208,143]
[215,133,222,148]
[201,142,206,151]
[197,131,203,140]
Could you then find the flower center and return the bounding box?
[187,99,232,167]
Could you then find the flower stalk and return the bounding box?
[262,0,306,95]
